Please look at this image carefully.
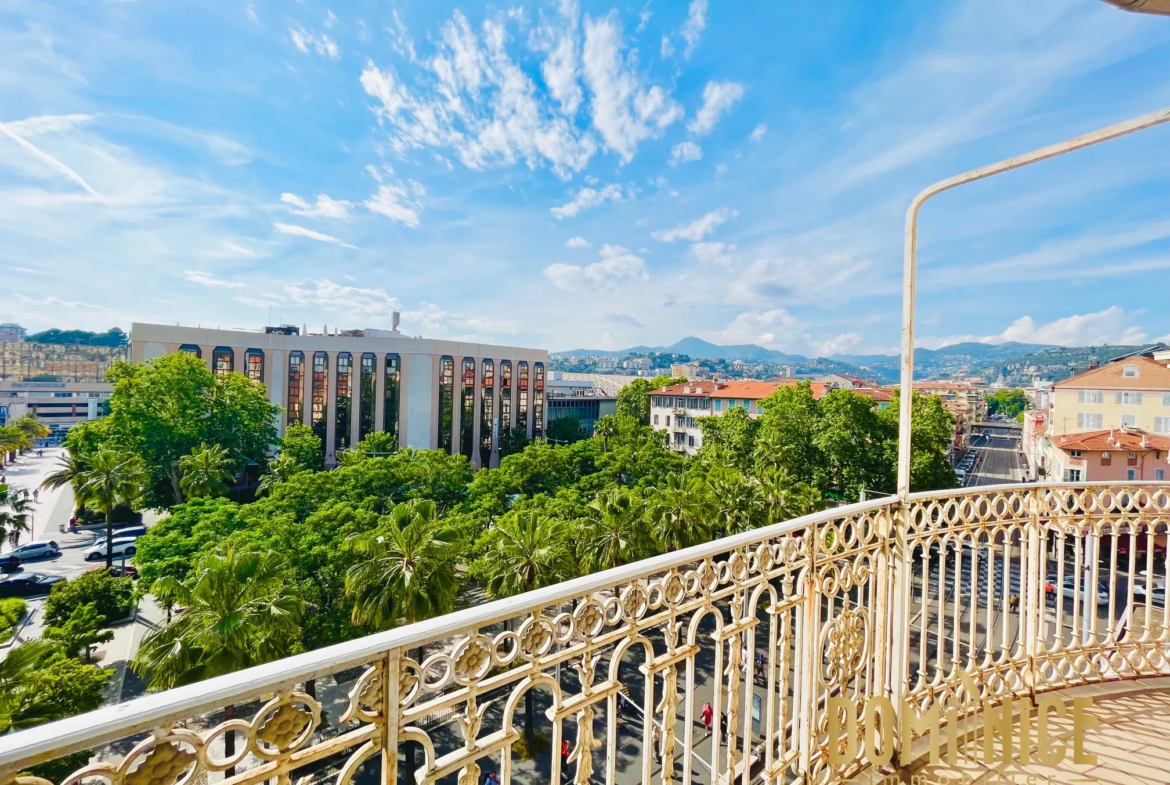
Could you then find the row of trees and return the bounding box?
[0,415,50,466]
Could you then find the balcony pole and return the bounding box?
[895,107,1170,500]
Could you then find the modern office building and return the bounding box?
[0,380,113,437]
[129,321,548,468]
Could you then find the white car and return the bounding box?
[83,538,138,562]
[1132,571,1166,604]
[6,541,60,561]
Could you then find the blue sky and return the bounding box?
[2,0,1169,356]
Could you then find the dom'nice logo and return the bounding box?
[829,676,1097,783]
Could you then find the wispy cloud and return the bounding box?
[185,270,245,288]
[687,81,744,136]
[680,0,707,59]
[282,192,351,219]
[0,119,101,198]
[652,208,736,242]
[669,141,702,166]
[364,183,421,227]
[550,184,625,219]
[274,222,357,249]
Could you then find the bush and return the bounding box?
[44,570,134,628]
[511,731,549,761]
[0,598,26,641]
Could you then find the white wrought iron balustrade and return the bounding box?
[0,482,1167,785]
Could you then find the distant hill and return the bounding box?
[554,336,1166,386]
[23,327,128,348]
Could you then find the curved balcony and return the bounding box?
[1,482,1168,785]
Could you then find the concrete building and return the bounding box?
[129,321,548,468]
[544,372,618,436]
[0,323,26,344]
[1048,351,1170,438]
[1048,428,1168,483]
[913,380,988,455]
[0,380,113,438]
[671,362,700,380]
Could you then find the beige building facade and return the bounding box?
[129,323,548,468]
[1048,351,1170,438]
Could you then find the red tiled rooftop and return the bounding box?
[1055,429,1170,453]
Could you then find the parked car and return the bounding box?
[0,574,64,597]
[83,538,139,562]
[86,564,139,579]
[1132,571,1166,605]
[1046,575,1110,605]
[91,526,147,550]
[6,541,60,561]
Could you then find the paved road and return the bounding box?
[965,432,1023,486]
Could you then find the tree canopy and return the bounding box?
[985,388,1028,419]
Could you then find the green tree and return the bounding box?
[754,465,824,525]
[45,569,134,627]
[814,390,893,502]
[178,444,235,499]
[41,448,87,495]
[696,406,760,472]
[278,423,325,471]
[0,486,32,546]
[345,500,459,630]
[578,487,649,571]
[256,453,306,496]
[708,468,766,535]
[880,391,958,492]
[0,598,26,642]
[755,383,824,482]
[481,509,568,748]
[11,415,50,446]
[646,472,713,552]
[44,603,114,661]
[338,431,399,464]
[0,425,30,465]
[134,548,304,690]
[985,388,1028,419]
[104,352,279,508]
[0,641,109,735]
[498,424,530,459]
[77,449,145,568]
[593,415,618,452]
[615,378,655,424]
[545,414,585,445]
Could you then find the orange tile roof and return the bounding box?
[851,387,893,402]
[1054,429,1170,453]
[656,379,833,400]
[1054,356,1170,391]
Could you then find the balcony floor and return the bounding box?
[874,678,1170,785]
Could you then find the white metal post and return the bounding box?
[896,107,1170,500]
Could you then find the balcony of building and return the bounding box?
[0,482,1168,785]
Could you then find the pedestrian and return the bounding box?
[700,702,713,735]
[615,694,623,723]
[484,771,499,785]
[653,726,661,763]
[32,488,39,503]
[562,739,570,763]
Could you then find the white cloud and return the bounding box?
[289,27,340,59]
[581,13,682,162]
[565,236,591,248]
[184,270,245,288]
[726,253,870,305]
[749,122,767,143]
[680,0,707,59]
[219,242,257,258]
[544,243,648,291]
[0,120,102,198]
[690,241,736,266]
[274,222,357,248]
[1,114,93,137]
[550,183,624,219]
[287,279,401,320]
[660,36,674,58]
[402,302,519,338]
[815,332,863,356]
[281,192,352,219]
[998,306,1147,346]
[669,140,702,166]
[652,207,736,242]
[704,309,799,347]
[363,183,421,227]
[541,35,583,117]
[325,10,337,28]
[687,80,744,136]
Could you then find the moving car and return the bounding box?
[0,573,64,597]
[83,538,138,562]
[1046,574,1110,605]
[6,541,60,561]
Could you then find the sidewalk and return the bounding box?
[0,447,71,541]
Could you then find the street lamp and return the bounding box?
[1098,0,1170,15]
[894,107,1170,500]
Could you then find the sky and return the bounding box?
[2,0,1170,357]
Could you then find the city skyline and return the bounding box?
[3,0,1170,354]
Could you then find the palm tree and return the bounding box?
[345,500,458,778]
[178,444,234,499]
[345,499,459,629]
[754,465,823,526]
[77,450,144,569]
[0,486,32,547]
[135,548,303,776]
[0,640,61,733]
[646,472,713,552]
[11,415,49,449]
[256,453,305,496]
[593,415,619,453]
[579,487,647,572]
[41,449,86,493]
[709,469,766,536]
[0,426,30,466]
[482,509,568,749]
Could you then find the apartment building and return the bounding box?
[649,379,832,456]
[1048,428,1168,483]
[671,362,700,380]
[130,321,547,468]
[913,380,988,454]
[1048,351,1170,438]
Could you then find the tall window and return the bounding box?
[438,356,454,454]
[480,360,494,467]
[499,360,512,437]
[460,358,476,459]
[359,353,376,441]
[179,344,202,358]
[384,354,401,442]
[213,347,234,376]
[335,352,352,453]
[533,362,545,439]
[287,351,304,427]
[311,351,328,449]
[245,349,264,384]
[517,361,529,436]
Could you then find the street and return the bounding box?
[964,430,1023,486]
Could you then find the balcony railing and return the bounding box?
[1,482,1168,785]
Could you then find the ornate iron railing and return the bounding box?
[1,482,1168,785]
